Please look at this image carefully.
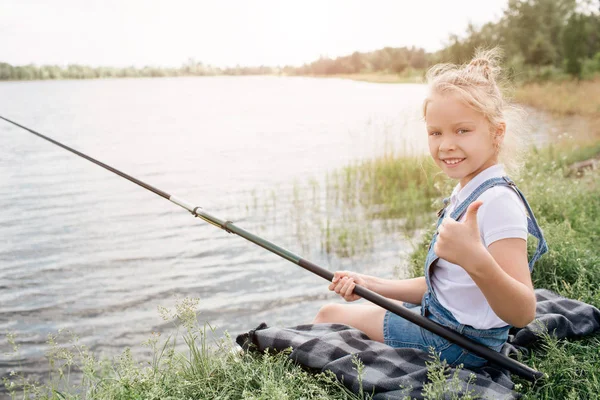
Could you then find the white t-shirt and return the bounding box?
[430,164,528,329]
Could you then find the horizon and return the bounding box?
[2,0,508,69]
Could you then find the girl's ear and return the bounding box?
[493,122,506,152]
[495,122,506,138]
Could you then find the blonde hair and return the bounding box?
[422,47,526,177]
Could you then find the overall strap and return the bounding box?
[448,176,548,270]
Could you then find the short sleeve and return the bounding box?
[478,188,528,247]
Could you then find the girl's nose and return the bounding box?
[439,137,456,152]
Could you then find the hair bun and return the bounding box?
[467,48,502,81]
[469,58,491,77]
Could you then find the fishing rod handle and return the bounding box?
[297,256,543,381]
[351,284,545,381]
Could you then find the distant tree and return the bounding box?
[563,13,586,77]
[409,48,427,69]
[501,0,577,66]
[370,49,391,71]
[391,52,409,73]
[527,31,557,66]
[0,63,12,80]
[580,11,600,58]
[349,51,365,73]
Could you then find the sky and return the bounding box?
[1,0,509,68]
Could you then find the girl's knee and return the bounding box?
[313,303,343,324]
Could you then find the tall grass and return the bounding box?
[514,78,600,119]
[330,154,450,224]
[245,153,451,259]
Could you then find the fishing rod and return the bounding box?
[1,115,544,382]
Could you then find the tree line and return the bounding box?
[0,61,274,81]
[436,0,600,80]
[1,0,598,82]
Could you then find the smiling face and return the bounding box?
[425,92,505,188]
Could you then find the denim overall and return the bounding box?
[420,176,548,367]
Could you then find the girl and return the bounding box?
[312,48,548,369]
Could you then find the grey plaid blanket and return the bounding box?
[236,289,600,399]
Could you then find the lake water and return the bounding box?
[0,76,567,384]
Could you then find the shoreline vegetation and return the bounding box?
[1,62,598,85]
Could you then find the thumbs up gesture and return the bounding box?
[433,201,487,271]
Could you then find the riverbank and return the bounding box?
[309,72,424,84]
[4,82,600,399]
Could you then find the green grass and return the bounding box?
[515,335,600,400]
[4,299,363,400]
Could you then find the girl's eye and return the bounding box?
[457,129,469,134]
[429,131,441,136]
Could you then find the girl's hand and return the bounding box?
[328,271,367,302]
[434,201,488,273]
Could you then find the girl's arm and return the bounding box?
[329,272,427,305]
[464,238,536,328]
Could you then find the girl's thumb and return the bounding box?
[464,201,483,225]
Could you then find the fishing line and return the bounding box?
[0,115,544,382]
